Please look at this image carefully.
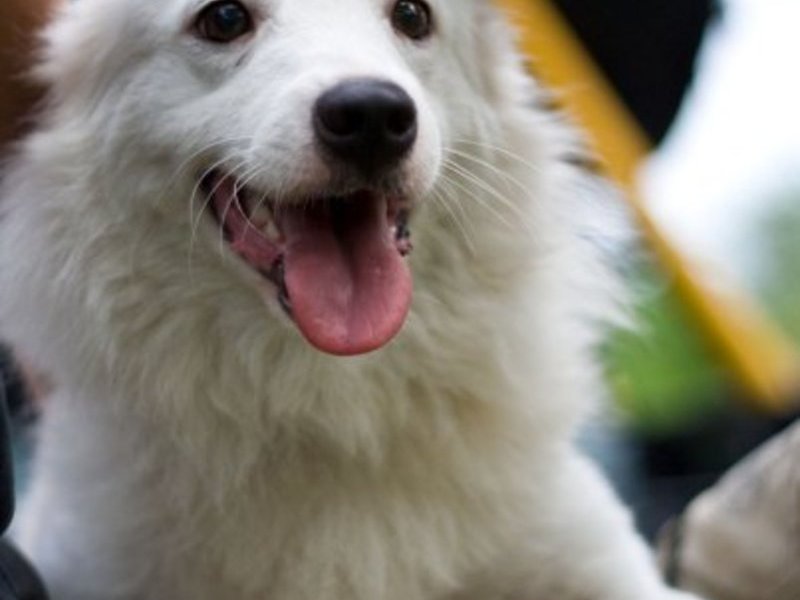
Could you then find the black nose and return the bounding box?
[313,79,418,176]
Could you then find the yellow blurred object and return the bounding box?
[494,0,800,412]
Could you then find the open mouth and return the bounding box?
[202,170,414,356]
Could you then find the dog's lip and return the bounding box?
[201,169,413,271]
[202,171,285,284]
[200,169,414,355]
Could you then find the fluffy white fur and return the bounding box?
[0,1,703,598]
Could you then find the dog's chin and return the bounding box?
[201,170,415,357]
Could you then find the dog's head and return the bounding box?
[28,0,532,359]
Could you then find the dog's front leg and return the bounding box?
[502,451,704,600]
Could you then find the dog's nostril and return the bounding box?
[313,78,418,176]
[320,104,366,138]
[385,103,416,137]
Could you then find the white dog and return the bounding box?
[0,1,703,599]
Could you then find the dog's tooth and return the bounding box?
[250,202,272,224]
[262,220,281,243]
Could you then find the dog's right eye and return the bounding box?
[196,1,254,44]
[391,0,433,41]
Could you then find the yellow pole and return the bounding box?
[495,0,800,412]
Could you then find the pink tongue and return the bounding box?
[279,194,412,356]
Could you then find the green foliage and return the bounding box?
[754,197,800,343]
[604,265,729,434]
[606,190,800,435]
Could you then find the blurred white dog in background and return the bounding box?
[0,0,703,598]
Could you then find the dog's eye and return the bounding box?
[196,1,254,44]
[391,0,433,41]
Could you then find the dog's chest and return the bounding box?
[150,439,532,600]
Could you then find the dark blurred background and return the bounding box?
[555,0,719,144]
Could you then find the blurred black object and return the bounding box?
[0,381,14,535]
[0,351,48,600]
[631,409,798,539]
[0,354,25,420]
[0,541,49,600]
[554,0,719,144]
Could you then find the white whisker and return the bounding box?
[440,159,531,235]
[446,147,531,197]
[449,136,546,174]
[185,156,249,281]
[430,183,477,256]
[156,136,255,206]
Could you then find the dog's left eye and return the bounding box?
[196,1,254,43]
[391,0,433,41]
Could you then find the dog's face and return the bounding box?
[37,0,516,358]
